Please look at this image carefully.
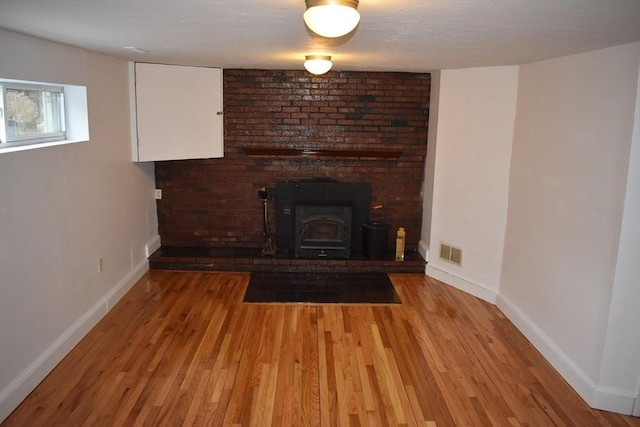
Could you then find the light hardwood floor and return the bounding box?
[3,271,639,426]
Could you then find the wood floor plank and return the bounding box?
[2,270,639,427]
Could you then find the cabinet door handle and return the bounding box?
[216,111,224,115]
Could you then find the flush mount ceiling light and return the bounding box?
[303,0,360,38]
[123,46,150,54]
[304,55,333,75]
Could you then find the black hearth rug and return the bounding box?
[243,272,401,304]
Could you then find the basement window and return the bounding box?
[0,78,89,154]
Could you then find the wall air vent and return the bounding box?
[440,242,462,266]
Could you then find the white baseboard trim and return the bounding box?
[592,387,638,415]
[104,259,149,311]
[145,234,161,257]
[496,293,595,402]
[0,298,106,422]
[425,264,497,304]
[0,260,149,422]
[496,293,637,415]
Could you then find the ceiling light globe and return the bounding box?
[304,0,360,38]
[304,55,333,75]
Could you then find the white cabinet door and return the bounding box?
[131,63,223,162]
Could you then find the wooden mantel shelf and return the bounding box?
[242,147,402,160]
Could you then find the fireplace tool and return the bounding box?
[258,187,276,256]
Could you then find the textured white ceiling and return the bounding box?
[0,0,639,72]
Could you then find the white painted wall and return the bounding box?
[0,30,159,420]
[595,61,640,413]
[498,42,640,413]
[426,66,519,303]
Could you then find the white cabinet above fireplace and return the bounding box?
[129,62,223,162]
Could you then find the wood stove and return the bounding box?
[294,204,352,258]
[275,180,371,258]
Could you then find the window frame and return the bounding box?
[0,78,89,155]
[0,81,67,148]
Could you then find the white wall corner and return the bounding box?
[418,239,429,262]
[145,234,161,258]
[426,264,497,304]
[129,61,140,162]
[496,293,598,407]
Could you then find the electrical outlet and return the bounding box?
[155,189,162,200]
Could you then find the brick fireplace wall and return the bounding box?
[154,69,430,252]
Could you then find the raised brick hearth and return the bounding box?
[149,246,425,274]
[152,69,430,272]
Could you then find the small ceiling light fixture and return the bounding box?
[304,55,333,75]
[303,0,360,38]
[123,46,150,54]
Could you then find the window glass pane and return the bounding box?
[2,85,65,143]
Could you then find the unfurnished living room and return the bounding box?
[0,1,639,425]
